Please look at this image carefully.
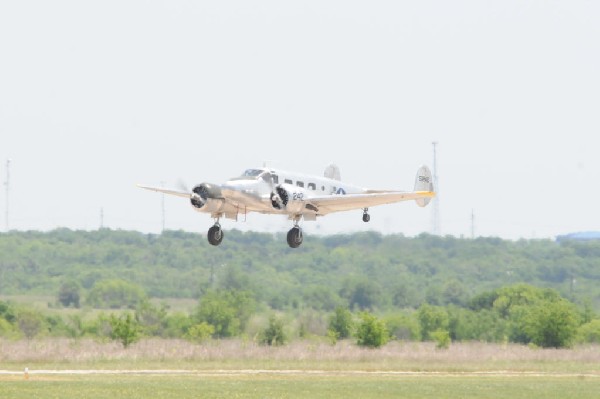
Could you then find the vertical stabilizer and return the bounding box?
[414,165,434,207]
[324,163,341,181]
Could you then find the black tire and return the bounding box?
[286,227,303,248]
[207,225,224,246]
[363,213,370,223]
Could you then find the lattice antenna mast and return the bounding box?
[431,142,441,235]
[4,159,10,232]
[471,209,475,239]
[161,181,166,232]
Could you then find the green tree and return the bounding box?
[87,279,146,309]
[109,313,141,348]
[0,302,18,338]
[185,322,215,343]
[447,307,507,342]
[193,289,255,338]
[303,286,341,311]
[163,312,193,338]
[417,304,449,341]
[64,314,84,339]
[442,279,468,306]
[17,309,46,339]
[57,280,81,308]
[341,279,381,310]
[259,316,287,346]
[0,318,15,338]
[355,312,389,348]
[0,301,16,323]
[135,299,168,337]
[84,312,112,339]
[521,300,580,348]
[384,312,421,341]
[576,320,600,344]
[491,284,561,318]
[430,329,451,349]
[328,307,354,339]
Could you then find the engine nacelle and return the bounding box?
[270,185,308,214]
[190,183,222,209]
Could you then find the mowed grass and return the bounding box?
[1,373,599,399]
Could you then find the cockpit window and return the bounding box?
[230,169,266,181]
[243,169,264,177]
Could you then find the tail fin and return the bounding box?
[324,163,341,181]
[414,165,434,207]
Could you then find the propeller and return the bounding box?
[175,178,190,193]
[175,178,208,208]
[261,169,287,210]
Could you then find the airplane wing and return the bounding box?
[307,190,435,215]
[136,184,191,199]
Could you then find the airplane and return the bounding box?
[138,164,435,248]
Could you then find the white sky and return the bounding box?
[1,1,599,240]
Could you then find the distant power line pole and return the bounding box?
[4,159,10,232]
[100,207,104,229]
[431,142,441,235]
[471,209,475,239]
[160,181,166,232]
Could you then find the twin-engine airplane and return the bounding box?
[138,164,435,248]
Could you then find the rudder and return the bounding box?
[414,165,434,207]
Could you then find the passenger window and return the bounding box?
[272,175,279,184]
[284,179,293,185]
[321,186,325,191]
[308,183,316,190]
[297,181,304,188]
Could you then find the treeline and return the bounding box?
[1,284,600,348]
[1,229,600,312]
[2,229,600,348]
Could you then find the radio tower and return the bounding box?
[4,159,10,232]
[471,209,475,239]
[431,142,441,235]
[160,181,166,232]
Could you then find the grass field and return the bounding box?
[1,373,599,399]
[1,339,599,398]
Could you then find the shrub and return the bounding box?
[185,322,215,343]
[109,313,141,348]
[259,316,287,346]
[417,304,449,341]
[0,318,16,338]
[430,329,451,349]
[355,312,389,348]
[135,300,169,337]
[576,320,600,344]
[384,313,421,341]
[17,309,46,339]
[520,300,579,348]
[193,289,255,338]
[328,307,354,339]
[83,312,112,339]
[164,312,193,339]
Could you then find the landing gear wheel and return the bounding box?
[287,227,303,248]
[207,225,224,246]
[362,212,370,223]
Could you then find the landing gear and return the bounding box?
[362,208,370,223]
[287,226,303,248]
[207,223,224,246]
